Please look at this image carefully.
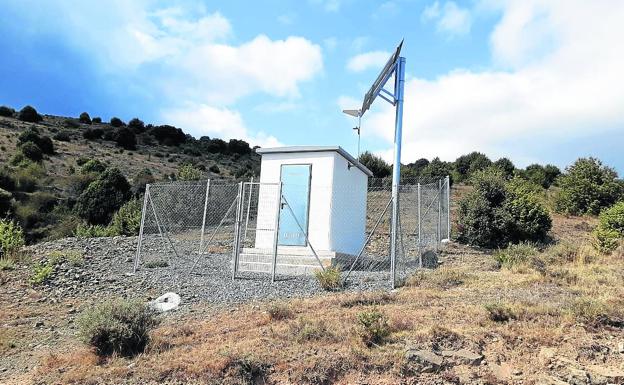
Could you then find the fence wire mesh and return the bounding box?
[133,175,450,290]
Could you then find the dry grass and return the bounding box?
[6,214,623,385]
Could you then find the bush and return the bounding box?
[555,158,623,215]
[30,261,54,285]
[74,223,113,238]
[314,266,341,291]
[127,118,145,132]
[0,219,25,259]
[291,317,334,342]
[80,159,106,175]
[359,151,391,178]
[53,131,71,142]
[356,308,390,347]
[18,142,43,162]
[457,168,552,248]
[267,302,293,321]
[0,106,15,117]
[591,201,624,253]
[519,164,561,189]
[494,242,539,269]
[18,129,54,155]
[113,127,136,150]
[132,168,154,196]
[177,163,202,181]
[83,127,103,140]
[109,198,141,236]
[493,157,515,179]
[79,112,92,124]
[63,118,79,129]
[92,117,102,123]
[110,117,124,127]
[18,105,42,123]
[148,125,186,146]
[76,298,159,356]
[74,168,131,225]
[228,139,251,154]
[209,164,220,174]
[454,152,492,183]
[484,303,516,322]
[0,188,12,217]
[0,258,15,271]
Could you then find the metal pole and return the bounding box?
[148,188,163,238]
[243,177,254,243]
[282,195,325,271]
[417,183,422,268]
[446,175,451,240]
[133,186,150,273]
[199,179,211,253]
[437,179,442,252]
[231,182,244,280]
[271,182,283,282]
[389,57,406,289]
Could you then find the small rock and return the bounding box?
[585,365,624,385]
[490,362,513,382]
[538,347,557,365]
[617,341,624,354]
[567,367,589,385]
[405,349,443,373]
[441,349,483,366]
[35,321,44,328]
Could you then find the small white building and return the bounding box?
[238,146,372,274]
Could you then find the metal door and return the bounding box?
[278,164,311,246]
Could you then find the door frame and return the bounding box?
[278,163,313,247]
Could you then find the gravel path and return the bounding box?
[24,236,399,306]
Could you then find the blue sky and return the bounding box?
[1,0,623,174]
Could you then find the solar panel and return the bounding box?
[360,39,403,115]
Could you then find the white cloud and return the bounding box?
[355,1,624,167]
[5,0,323,145]
[162,104,282,148]
[347,51,390,72]
[422,1,472,37]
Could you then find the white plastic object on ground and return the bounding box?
[150,292,181,312]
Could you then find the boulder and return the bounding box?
[405,349,444,373]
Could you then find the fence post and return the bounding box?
[199,179,211,253]
[271,182,283,283]
[436,179,442,252]
[231,182,244,280]
[243,177,253,243]
[446,176,451,240]
[417,183,422,268]
[133,185,150,273]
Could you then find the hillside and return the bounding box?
[0,107,260,242]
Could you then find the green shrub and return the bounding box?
[518,164,561,189]
[18,141,43,162]
[591,201,624,253]
[0,188,13,217]
[17,129,53,154]
[80,159,106,175]
[356,308,390,347]
[0,219,25,259]
[493,157,515,179]
[209,164,221,174]
[484,303,516,322]
[494,242,539,269]
[291,317,334,342]
[128,118,145,132]
[76,298,159,356]
[457,168,551,248]
[75,168,131,225]
[454,152,492,183]
[114,127,136,150]
[63,119,79,129]
[148,125,186,146]
[177,163,202,181]
[79,112,91,124]
[83,128,103,140]
[314,266,341,291]
[555,158,623,215]
[30,261,54,285]
[74,223,113,238]
[53,131,71,142]
[0,258,15,271]
[92,117,102,124]
[109,198,141,236]
[110,117,124,127]
[0,106,15,117]
[18,105,42,123]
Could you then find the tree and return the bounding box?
[493,158,515,179]
[519,164,561,189]
[457,168,551,247]
[555,157,623,215]
[110,117,124,127]
[79,112,92,124]
[75,168,131,225]
[0,106,15,117]
[18,105,42,123]
[18,142,43,162]
[359,151,391,178]
[420,157,453,184]
[114,127,137,150]
[148,125,186,146]
[454,152,492,182]
[128,118,145,132]
[228,139,251,154]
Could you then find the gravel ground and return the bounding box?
[23,236,404,306]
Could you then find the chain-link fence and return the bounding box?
[133,176,450,290]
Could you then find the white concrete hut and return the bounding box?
[237,146,373,275]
